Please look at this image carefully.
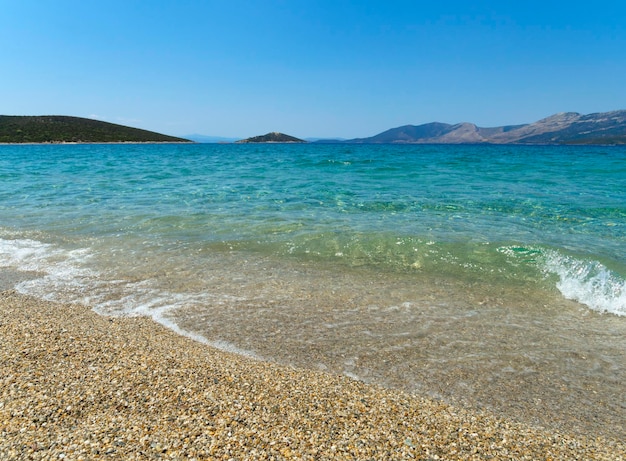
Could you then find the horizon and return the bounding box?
[3,1,626,139]
[183,109,626,141]
[3,109,626,144]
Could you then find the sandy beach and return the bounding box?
[1,289,624,460]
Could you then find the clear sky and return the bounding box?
[2,1,626,139]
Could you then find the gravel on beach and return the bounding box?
[1,290,624,460]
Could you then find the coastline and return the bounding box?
[0,141,193,145]
[1,290,623,460]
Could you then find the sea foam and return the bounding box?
[0,236,266,358]
[0,236,193,316]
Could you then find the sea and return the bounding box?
[1,143,625,439]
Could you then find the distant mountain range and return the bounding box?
[183,134,240,143]
[345,110,626,145]
[0,115,191,143]
[5,111,626,145]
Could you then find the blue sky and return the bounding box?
[2,1,626,139]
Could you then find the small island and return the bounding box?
[0,115,191,144]
[235,132,306,143]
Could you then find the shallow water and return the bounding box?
[1,143,625,438]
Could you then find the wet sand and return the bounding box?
[1,290,624,460]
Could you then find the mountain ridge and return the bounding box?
[345,110,626,145]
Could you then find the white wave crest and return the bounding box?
[542,251,626,316]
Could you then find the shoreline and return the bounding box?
[1,290,623,460]
[0,141,193,145]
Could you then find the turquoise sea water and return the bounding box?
[1,143,625,438]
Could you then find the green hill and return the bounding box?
[0,115,191,143]
[236,132,306,143]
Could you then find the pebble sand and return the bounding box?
[1,290,624,460]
